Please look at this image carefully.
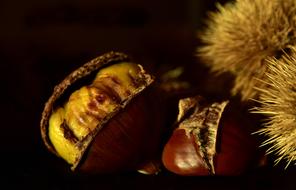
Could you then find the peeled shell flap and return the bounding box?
[177,96,229,174]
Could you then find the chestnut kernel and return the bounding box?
[40,52,164,174]
[162,96,258,176]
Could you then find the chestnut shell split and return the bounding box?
[40,52,164,174]
[162,96,259,175]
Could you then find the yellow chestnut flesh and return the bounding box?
[48,62,147,166]
[49,107,80,164]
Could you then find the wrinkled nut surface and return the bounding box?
[40,52,161,173]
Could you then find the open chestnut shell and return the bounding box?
[40,52,164,174]
[162,96,259,175]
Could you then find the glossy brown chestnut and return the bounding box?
[162,96,258,176]
[40,52,165,174]
[162,128,209,175]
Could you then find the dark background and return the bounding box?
[1,0,296,189]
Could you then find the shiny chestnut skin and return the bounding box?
[214,108,257,175]
[162,128,209,175]
[162,97,259,176]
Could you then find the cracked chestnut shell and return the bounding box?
[162,96,258,176]
[40,52,164,174]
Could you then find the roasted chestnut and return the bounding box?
[162,96,259,175]
[40,52,164,174]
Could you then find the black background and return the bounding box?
[1,0,296,189]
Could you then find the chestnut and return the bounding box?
[162,96,259,175]
[40,52,164,174]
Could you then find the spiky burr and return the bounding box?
[197,0,296,102]
[253,47,296,167]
